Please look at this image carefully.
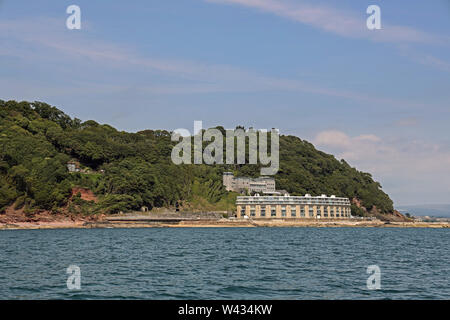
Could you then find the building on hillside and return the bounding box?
[67,161,80,173]
[236,193,351,219]
[223,172,276,194]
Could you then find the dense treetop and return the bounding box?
[0,100,393,215]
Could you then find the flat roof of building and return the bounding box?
[236,194,351,205]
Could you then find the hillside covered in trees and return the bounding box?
[0,100,394,217]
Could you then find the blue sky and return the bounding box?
[1,0,450,205]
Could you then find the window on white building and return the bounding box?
[291,206,296,217]
[271,207,276,217]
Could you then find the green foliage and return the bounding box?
[351,204,366,217]
[276,136,393,212]
[0,100,394,214]
[0,176,18,212]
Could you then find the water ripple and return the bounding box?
[0,227,449,299]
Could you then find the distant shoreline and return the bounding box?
[1,218,449,230]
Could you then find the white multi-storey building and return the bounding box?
[236,194,351,219]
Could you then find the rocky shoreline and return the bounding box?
[1,216,449,230]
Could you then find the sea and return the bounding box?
[0,227,449,299]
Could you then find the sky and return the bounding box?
[0,0,449,206]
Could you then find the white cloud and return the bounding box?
[206,0,448,45]
[0,17,426,109]
[313,130,450,205]
[395,117,418,127]
[314,130,352,148]
[205,0,450,75]
[397,47,450,73]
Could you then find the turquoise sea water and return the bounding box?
[0,227,449,299]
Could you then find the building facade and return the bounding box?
[67,161,80,172]
[223,172,276,194]
[236,194,351,219]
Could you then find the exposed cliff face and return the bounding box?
[71,188,98,202]
[0,204,100,224]
[352,198,409,221]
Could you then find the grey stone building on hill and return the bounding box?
[223,172,276,194]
